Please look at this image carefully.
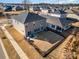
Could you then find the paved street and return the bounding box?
[0,44,6,59]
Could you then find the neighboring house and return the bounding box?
[29,6,33,12]
[0,5,3,12]
[33,6,41,13]
[40,6,50,14]
[12,6,16,11]
[48,8,54,13]
[29,6,41,13]
[48,9,67,18]
[5,6,12,11]
[0,5,4,16]
[41,15,77,32]
[16,6,23,11]
[12,6,23,11]
[11,12,47,37]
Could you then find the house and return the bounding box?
[11,12,47,37]
[29,6,33,12]
[0,5,3,12]
[48,9,67,18]
[41,15,77,32]
[33,6,41,13]
[5,6,12,11]
[0,5,4,16]
[40,5,50,14]
[16,6,23,11]
[29,6,41,13]
[12,6,23,11]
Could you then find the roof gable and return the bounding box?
[25,12,46,23]
[12,12,46,24]
[41,15,77,28]
[12,13,28,23]
[59,18,78,27]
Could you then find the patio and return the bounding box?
[30,31,64,56]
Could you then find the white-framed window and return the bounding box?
[64,25,71,30]
[56,26,62,32]
[52,25,55,28]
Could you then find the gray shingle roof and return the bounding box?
[52,9,67,14]
[41,15,77,28]
[33,6,41,11]
[40,5,50,10]
[12,12,46,24]
[12,13,27,23]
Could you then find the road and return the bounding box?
[0,44,6,59]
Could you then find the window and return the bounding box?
[52,25,55,28]
[34,28,40,32]
[28,31,31,36]
[57,26,62,32]
[64,26,71,30]
[41,27,43,30]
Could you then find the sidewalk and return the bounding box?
[1,26,29,59]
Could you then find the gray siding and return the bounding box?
[12,19,47,37]
[12,19,25,36]
[25,19,47,36]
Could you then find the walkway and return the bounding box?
[1,26,29,59]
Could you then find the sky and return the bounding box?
[0,0,79,4]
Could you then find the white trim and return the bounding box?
[48,13,61,17]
